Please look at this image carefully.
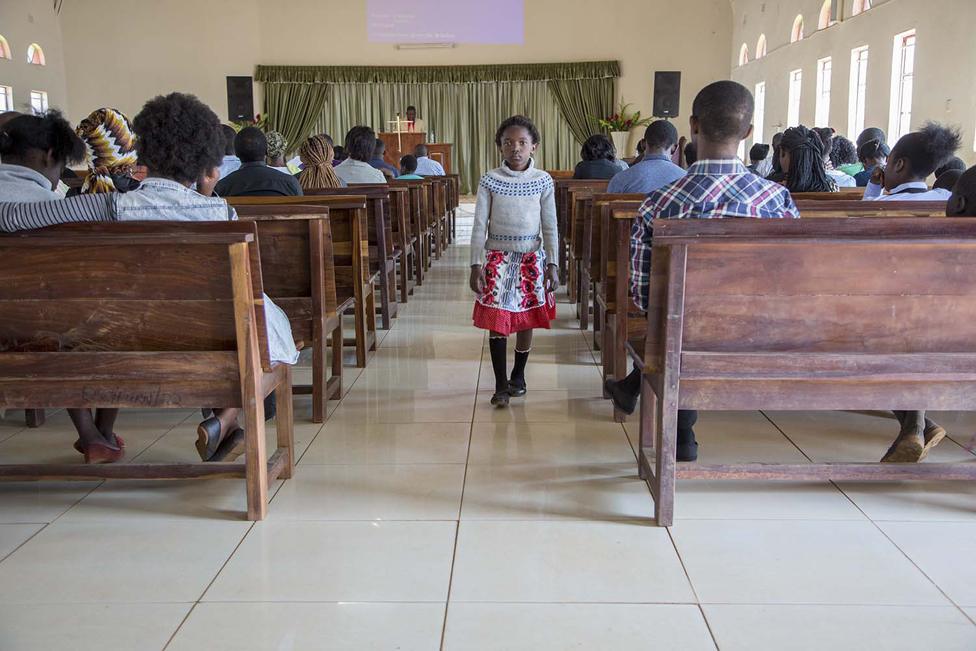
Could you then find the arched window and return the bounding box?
[819,0,836,29]
[852,0,871,15]
[756,34,767,59]
[27,43,45,66]
[791,15,805,43]
[739,43,750,66]
[0,35,11,60]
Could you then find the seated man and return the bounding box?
[335,126,387,184]
[607,120,686,194]
[217,124,241,179]
[947,164,976,216]
[369,138,399,178]
[604,81,799,462]
[413,144,445,176]
[214,127,303,197]
[398,154,424,180]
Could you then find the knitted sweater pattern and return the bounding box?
[470,158,558,266]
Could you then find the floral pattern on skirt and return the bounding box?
[473,249,556,335]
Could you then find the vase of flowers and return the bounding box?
[596,103,653,157]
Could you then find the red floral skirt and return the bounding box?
[472,249,556,335]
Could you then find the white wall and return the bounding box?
[731,0,976,164]
[56,0,732,152]
[0,0,67,115]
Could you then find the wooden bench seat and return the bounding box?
[228,196,377,367]
[233,205,343,423]
[638,217,976,526]
[0,222,294,521]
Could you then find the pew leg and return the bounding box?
[612,316,627,423]
[399,255,410,304]
[353,300,368,368]
[275,367,295,480]
[414,241,424,287]
[653,376,677,527]
[366,282,378,352]
[580,271,590,331]
[593,300,602,352]
[311,324,326,424]
[638,378,658,481]
[330,322,344,397]
[379,269,392,331]
[25,409,45,428]
[602,313,614,388]
[244,393,269,522]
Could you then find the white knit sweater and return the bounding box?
[470,158,558,267]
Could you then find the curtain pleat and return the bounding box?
[263,83,331,156]
[547,78,615,145]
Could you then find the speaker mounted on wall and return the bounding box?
[226,76,254,122]
[653,71,681,118]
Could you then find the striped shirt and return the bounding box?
[630,159,800,311]
[0,193,114,232]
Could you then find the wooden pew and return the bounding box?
[431,177,450,257]
[638,217,976,526]
[314,185,402,327]
[233,205,343,423]
[567,182,610,330]
[555,179,613,297]
[391,179,433,278]
[445,174,461,243]
[791,187,866,201]
[228,196,377,367]
[796,200,947,217]
[546,170,575,180]
[0,222,294,521]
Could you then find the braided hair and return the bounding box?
[297,134,341,190]
[780,125,837,193]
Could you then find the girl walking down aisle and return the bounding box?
[469,115,560,408]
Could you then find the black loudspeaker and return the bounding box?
[226,76,254,121]
[653,71,681,118]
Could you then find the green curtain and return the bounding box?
[263,82,330,156]
[548,78,615,145]
[258,62,619,193]
[306,81,578,194]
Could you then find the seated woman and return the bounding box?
[813,127,856,188]
[265,130,292,175]
[779,126,838,193]
[297,135,346,190]
[0,111,129,463]
[854,139,889,187]
[863,122,961,202]
[0,92,301,463]
[573,134,626,180]
[75,107,140,194]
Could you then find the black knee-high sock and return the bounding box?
[511,348,530,384]
[489,337,508,393]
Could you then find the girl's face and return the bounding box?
[499,126,538,170]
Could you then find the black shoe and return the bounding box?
[604,378,638,415]
[677,429,699,462]
[507,378,527,397]
[490,392,510,408]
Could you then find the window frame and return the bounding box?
[787,69,803,127]
[29,89,48,115]
[754,81,766,146]
[815,57,832,128]
[0,85,12,112]
[26,43,45,66]
[888,29,916,141]
[848,46,869,138]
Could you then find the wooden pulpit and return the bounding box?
[378,132,453,174]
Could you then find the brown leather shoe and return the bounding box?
[880,434,924,463]
[918,423,948,461]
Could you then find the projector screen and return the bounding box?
[367,0,524,44]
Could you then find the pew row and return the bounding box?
[0,222,294,521]
[638,218,976,526]
[228,196,378,367]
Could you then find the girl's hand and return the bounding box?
[470,265,485,294]
[870,165,885,186]
[544,264,560,293]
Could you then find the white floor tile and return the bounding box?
[300,421,470,464]
[879,521,976,607]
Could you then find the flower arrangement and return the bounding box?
[596,103,653,132]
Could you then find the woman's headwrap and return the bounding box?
[75,108,137,194]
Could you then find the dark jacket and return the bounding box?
[215,161,303,197]
[369,156,399,178]
[573,159,622,180]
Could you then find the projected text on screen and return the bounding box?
[368,0,524,44]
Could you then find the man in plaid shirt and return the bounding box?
[605,80,799,462]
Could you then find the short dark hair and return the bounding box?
[890,122,962,179]
[400,154,418,174]
[333,146,347,161]
[318,133,334,146]
[830,136,858,167]
[495,115,540,147]
[684,141,697,165]
[749,143,770,162]
[234,126,267,163]
[133,92,224,184]
[221,124,237,155]
[948,165,976,216]
[935,156,967,179]
[344,125,376,161]
[414,144,429,158]
[406,105,416,112]
[643,120,678,151]
[580,134,615,161]
[934,168,964,192]
[857,127,887,148]
[691,81,754,142]
[857,138,890,163]
[374,138,386,155]
[0,110,84,165]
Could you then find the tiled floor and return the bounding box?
[1,204,975,650]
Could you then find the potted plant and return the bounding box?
[596,103,654,158]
